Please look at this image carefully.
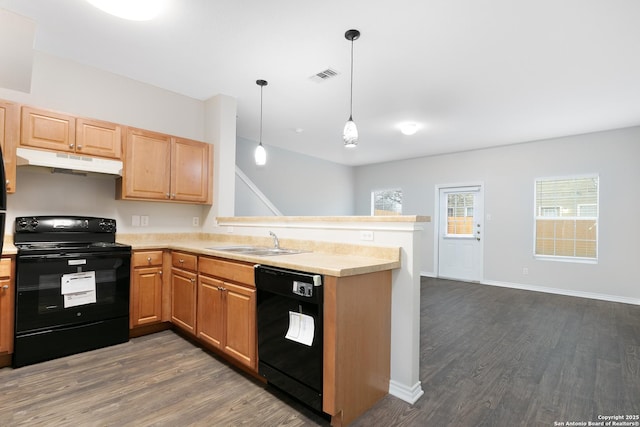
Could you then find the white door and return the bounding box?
[437,185,483,282]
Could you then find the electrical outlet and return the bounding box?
[140,215,149,227]
[227,226,234,233]
[132,215,140,227]
[522,267,529,276]
[192,216,199,227]
[360,230,374,241]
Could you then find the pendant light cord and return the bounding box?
[349,37,354,120]
[259,84,264,144]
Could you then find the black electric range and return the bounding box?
[13,216,132,368]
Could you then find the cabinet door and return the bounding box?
[171,267,197,334]
[171,137,212,203]
[0,258,14,354]
[0,100,18,193]
[76,118,122,159]
[123,128,171,200]
[21,106,76,153]
[223,282,256,369]
[131,266,163,327]
[196,275,224,349]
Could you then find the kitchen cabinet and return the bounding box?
[118,127,212,204]
[0,100,19,193]
[130,250,165,328]
[323,270,392,427]
[20,106,122,159]
[170,251,198,335]
[0,257,15,363]
[197,256,256,370]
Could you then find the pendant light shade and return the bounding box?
[255,79,268,166]
[254,142,266,166]
[343,117,358,148]
[343,29,360,148]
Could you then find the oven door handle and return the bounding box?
[17,252,130,261]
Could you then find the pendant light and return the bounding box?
[343,29,360,148]
[255,79,268,166]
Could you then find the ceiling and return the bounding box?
[2,0,640,166]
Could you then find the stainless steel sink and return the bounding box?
[207,246,306,256]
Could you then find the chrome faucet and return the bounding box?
[269,231,280,249]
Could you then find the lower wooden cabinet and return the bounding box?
[170,252,198,335]
[130,251,165,328]
[0,257,15,357]
[129,250,258,372]
[197,273,256,370]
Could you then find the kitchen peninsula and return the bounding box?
[119,225,403,427]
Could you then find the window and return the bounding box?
[446,192,475,236]
[372,189,402,216]
[535,176,598,261]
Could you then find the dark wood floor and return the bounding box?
[1,278,639,426]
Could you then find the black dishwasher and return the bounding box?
[255,265,324,412]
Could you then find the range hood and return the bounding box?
[16,147,123,176]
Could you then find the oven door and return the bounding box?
[15,251,130,334]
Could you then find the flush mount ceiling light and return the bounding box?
[86,0,168,21]
[400,123,419,136]
[254,79,268,166]
[343,29,360,148]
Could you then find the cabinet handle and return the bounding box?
[166,193,170,198]
[190,278,196,283]
[179,259,184,264]
[77,144,82,150]
[1,285,8,290]
[147,257,152,263]
[171,193,176,199]
[69,143,74,149]
[158,271,163,276]
[5,179,9,185]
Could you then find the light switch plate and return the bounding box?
[132,215,140,227]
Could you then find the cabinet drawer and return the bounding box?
[172,252,198,272]
[0,257,11,278]
[132,250,164,267]
[199,256,255,287]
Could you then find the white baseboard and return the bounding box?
[389,380,424,404]
[420,271,436,278]
[480,279,640,306]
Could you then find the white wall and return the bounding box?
[354,126,640,303]
[235,137,355,216]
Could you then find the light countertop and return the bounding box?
[118,233,401,277]
[3,228,403,276]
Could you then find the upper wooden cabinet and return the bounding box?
[172,137,212,203]
[76,118,122,159]
[0,101,18,193]
[20,106,122,160]
[118,127,212,204]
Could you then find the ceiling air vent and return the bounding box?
[310,68,339,83]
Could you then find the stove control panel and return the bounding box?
[15,216,118,234]
[16,217,38,230]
